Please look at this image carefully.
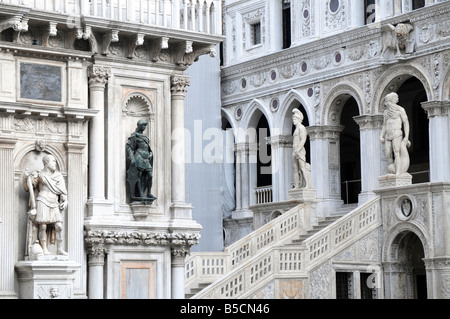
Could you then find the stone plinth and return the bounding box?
[378,174,412,188]
[288,188,317,202]
[15,260,80,299]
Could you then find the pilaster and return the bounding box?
[171,247,190,299]
[0,137,17,298]
[307,125,344,217]
[421,101,450,182]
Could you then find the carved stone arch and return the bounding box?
[278,89,313,135]
[321,82,364,125]
[123,91,154,117]
[221,108,235,130]
[372,64,433,114]
[238,98,273,143]
[382,222,430,262]
[14,142,67,174]
[441,62,450,100]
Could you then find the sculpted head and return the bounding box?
[42,154,57,171]
[292,109,304,125]
[385,92,399,106]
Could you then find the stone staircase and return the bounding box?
[289,215,342,245]
[184,198,381,299]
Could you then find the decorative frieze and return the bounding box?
[84,230,201,247]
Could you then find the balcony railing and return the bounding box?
[1,0,222,35]
[255,185,272,204]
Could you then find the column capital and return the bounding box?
[170,75,191,95]
[86,245,108,266]
[421,100,450,118]
[306,125,344,140]
[171,247,190,266]
[88,65,111,87]
[267,135,293,148]
[234,142,257,155]
[353,114,384,130]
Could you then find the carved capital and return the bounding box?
[88,65,111,87]
[171,247,190,266]
[307,125,344,140]
[421,101,450,118]
[87,245,108,266]
[171,75,190,94]
[353,115,384,130]
[267,135,293,148]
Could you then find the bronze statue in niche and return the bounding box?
[126,119,156,204]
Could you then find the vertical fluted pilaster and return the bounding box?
[0,137,17,297]
[65,139,87,298]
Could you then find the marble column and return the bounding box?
[170,75,192,219]
[87,245,107,299]
[268,135,293,202]
[0,136,17,298]
[171,247,189,299]
[232,142,254,219]
[353,115,384,204]
[307,125,344,217]
[421,101,450,182]
[87,65,111,216]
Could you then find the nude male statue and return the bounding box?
[292,109,313,189]
[379,92,411,175]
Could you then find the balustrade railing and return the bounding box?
[303,196,381,269]
[189,196,382,299]
[1,0,222,35]
[255,185,273,204]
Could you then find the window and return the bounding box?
[360,272,377,299]
[251,22,261,45]
[336,272,353,299]
[412,0,425,10]
[364,0,376,25]
[282,0,291,49]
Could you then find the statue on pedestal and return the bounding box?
[292,109,313,189]
[24,154,68,258]
[126,119,156,204]
[380,92,411,176]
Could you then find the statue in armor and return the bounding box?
[25,154,68,257]
[126,119,156,203]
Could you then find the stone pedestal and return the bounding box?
[15,260,80,299]
[378,174,412,188]
[288,188,317,202]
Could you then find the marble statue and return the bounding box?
[24,154,68,257]
[380,92,411,175]
[381,23,415,59]
[292,109,313,189]
[126,119,156,203]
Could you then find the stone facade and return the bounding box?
[0,0,222,299]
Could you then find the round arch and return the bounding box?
[321,82,364,125]
[372,64,433,114]
[15,142,67,174]
[278,89,314,134]
[382,222,430,262]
